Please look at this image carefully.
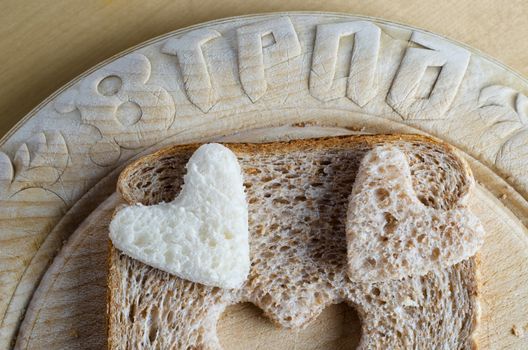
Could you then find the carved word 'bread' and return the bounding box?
[346,145,484,283]
[109,143,249,289]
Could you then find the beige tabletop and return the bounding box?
[1,0,527,138]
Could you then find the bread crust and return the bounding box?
[117,134,473,204]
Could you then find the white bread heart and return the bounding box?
[346,145,484,283]
[109,143,249,288]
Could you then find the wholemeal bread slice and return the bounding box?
[107,134,481,349]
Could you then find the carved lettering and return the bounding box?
[310,21,381,106]
[162,29,221,112]
[387,32,470,119]
[237,17,301,102]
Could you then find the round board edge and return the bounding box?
[1,11,528,349]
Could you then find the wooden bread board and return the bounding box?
[1,13,527,349]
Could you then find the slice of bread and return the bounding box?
[107,135,480,349]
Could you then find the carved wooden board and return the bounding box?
[1,13,527,349]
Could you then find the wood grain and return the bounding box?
[0,12,527,349]
[218,303,362,349]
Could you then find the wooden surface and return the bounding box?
[2,1,528,138]
[0,12,528,349]
[13,127,528,349]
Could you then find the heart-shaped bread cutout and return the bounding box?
[346,145,484,283]
[109,143,249,288]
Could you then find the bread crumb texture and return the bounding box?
[109,135,480,350]
[346,145,484,282]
